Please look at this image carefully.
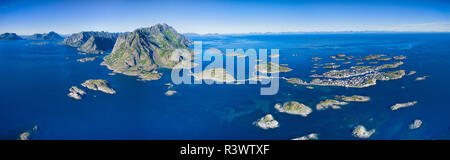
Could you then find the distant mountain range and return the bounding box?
[0,33,22,40]
[27,31,63,40]
[0,31,64,41]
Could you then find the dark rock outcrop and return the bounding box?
[61,31,119,54]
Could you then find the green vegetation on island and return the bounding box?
[316,99,348,110]
[81,79,116,94]
[375,61,403,70]
[335,95,370,102]
[275,101,312,117]
[362,54,386,60]
[138,71,162,81]
[377,70,405,80]
[376,57,392,61]
[254,114,279,130]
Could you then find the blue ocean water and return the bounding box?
[0,33,449,140]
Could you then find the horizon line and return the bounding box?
[11,30,450,36]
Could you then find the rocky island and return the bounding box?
[61,31,119,54]
[407,71,416,76]
[0,33,22,40]
[316,99,348,110]
[164,90,177,96]
[292,133,319,140]
[254,114,279,130]
[275,101,312,117]
[415,76,429,81]
[81,79,116,94]
[391,101,418,110]
[393,55,406,60]
[67,86,86,100]
[17,125,38,140]
[138,71,163,81]
[226,53,248,58]
[409,119,423,130]
[362,54,386,61]
[255,62,292,73]
[352,125,375,138]
[76,57,96,63]
[335,95,370,102]
[192,68,236,83]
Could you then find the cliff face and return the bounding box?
[61,31,119,54]
[102,24,192,75]
[29,31,63,40]
[0,33,22,40]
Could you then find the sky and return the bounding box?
[0,0,449,35]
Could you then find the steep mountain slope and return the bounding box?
[61,31,119,54]
[102,24,192,76]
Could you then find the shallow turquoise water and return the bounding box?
[1,33,449,139]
